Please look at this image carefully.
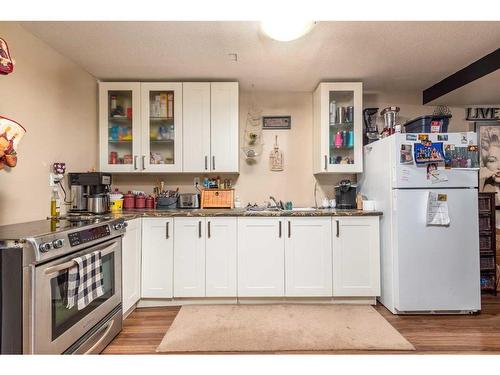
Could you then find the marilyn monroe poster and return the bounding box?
[479,123,500,206]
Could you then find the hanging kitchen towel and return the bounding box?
[66,251,105,310]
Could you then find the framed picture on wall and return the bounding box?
[262,116,291,130]
[477,121,500,206]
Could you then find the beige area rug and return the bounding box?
[157,304,415,352]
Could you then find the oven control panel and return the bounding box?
[68,224,111,247]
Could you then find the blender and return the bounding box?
[363,108,380,145]
[380,106,400,138]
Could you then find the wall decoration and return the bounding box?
[0,116,26,170]
[0,37,15,75]
[466,107,500,122]
[241,110,264,162]
[263,116,291,130]
[478,123,500,206]
[269,135,284,171]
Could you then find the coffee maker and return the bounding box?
[334,179,357,209]
[68,172,112,214]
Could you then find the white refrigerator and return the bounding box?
[358,132,481,314]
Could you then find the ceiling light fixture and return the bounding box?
[260,20,316,42]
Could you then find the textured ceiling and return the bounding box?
[20,21,500,93]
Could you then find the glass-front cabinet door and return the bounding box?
[313,82,363,173]
[141,83,183,172]
[99,82,141,172]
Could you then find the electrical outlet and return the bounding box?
[49,173,63,187]
[193,177,200,186]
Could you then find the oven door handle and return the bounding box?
[44,242,118,276]
[84,319,115,355]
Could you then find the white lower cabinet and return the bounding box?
[141,218,174,298]
[237,217,285,297]
[205,217,237,297]
[173,217,206,297]
[122,218,142,312]
[332,217,380,296]
[284,217,333,297]
[127,215,380,307]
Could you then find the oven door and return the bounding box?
[33,237,122,354]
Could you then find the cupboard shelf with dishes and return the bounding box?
[99,81,239,173]
[313,82,363,173]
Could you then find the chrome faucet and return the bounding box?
[269,196,283,210]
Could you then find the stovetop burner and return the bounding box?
[60,212,113,223]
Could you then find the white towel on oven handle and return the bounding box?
[66,250,105,310]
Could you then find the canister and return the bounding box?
[334,131,343,148]
[135,194,146,209]
[110,190,124,213]
[145,195,155,209]
[336,106,345,124]
[123,191,135,210]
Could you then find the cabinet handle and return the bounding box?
[324,155,328,170]
[212,156,215,170]
[165,221,169,239]
[208,221,211,238]
[134,156,138,170]
[205,156,208,170]
[336,220,340,237]
[279,221,282,238]
[288,220,291,238]
[198,221,202,238]
[142,155,146,170]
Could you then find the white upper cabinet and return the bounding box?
[284,217,333,297]
[99,82,142,172]
[313,82,363,174]
[99,81,238,173]
[332,217,380,297]
[205,217,237,297]
[182,83,211,172]
[173,217,206,297]
[237,217,285,297]
[141,82,183,172]
[210,82,239,173]
[141,218,174,298]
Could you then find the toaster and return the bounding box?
[178,193,200,209]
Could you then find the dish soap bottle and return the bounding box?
[234,196,242,208]
[50,188,61,218]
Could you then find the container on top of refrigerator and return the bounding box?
[404,115,451,134]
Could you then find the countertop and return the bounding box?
[114,208,383,220]
[0,208,382,245]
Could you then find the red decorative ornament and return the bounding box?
[0,37,15,75]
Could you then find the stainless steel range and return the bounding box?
[0,215,127,354]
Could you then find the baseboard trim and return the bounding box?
[136,296,377,308]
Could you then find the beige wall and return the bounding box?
[0,22,98,225]
[0,21,470,222]
[113,89,467,207]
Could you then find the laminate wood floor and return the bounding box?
[103,296,500,354]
